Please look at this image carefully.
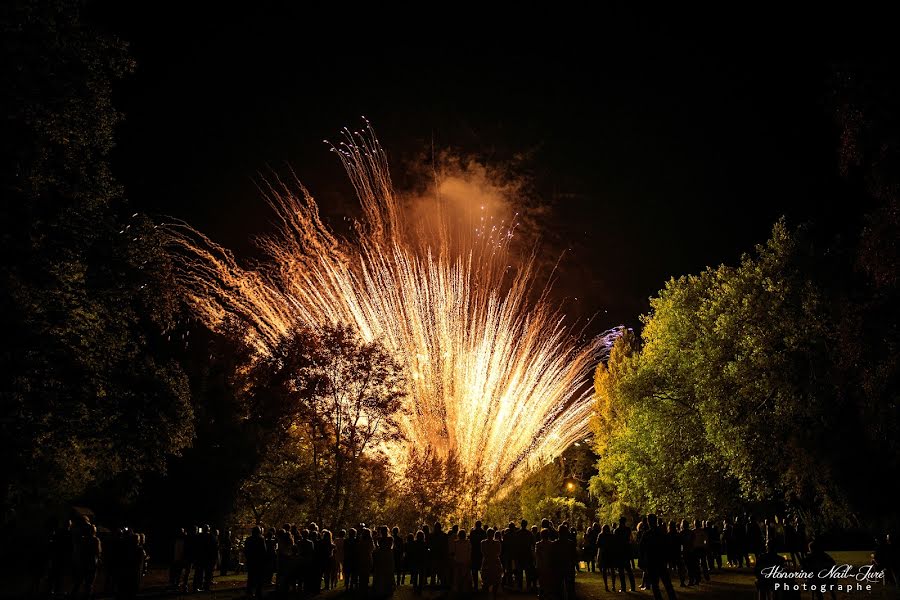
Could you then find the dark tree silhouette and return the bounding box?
[0,0,193,522]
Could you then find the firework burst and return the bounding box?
[166,121,619,498]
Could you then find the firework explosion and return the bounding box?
[167,121,619,497]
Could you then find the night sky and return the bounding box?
[92,6,847,330]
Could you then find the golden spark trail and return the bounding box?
[167,122,619,498]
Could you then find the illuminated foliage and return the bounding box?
[590,220,897,527]
[235,324,406,526]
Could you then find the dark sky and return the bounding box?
[92,6,846,331]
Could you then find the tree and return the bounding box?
[382,446,469,531]
[235,324,406,527]
[535,497,589,528]
[483,443,596,527]
[590,221,881,527]
[0,0,193,523]
[827,62,900,527]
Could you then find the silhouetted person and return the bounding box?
[535,528,560,600]
[193,524,216,591]
[873,533,898,587]
[451,529,472,594]
[635,520,648,590]
[596,524,615,592]
[115,531,143,600]
[583,523,598,573]
[665,521,685,587]
[558,524,577,600]
[691,519,710,582]
[500,523,513,586]
[480,528,503,598]
[794,517,807,563]
[392,526,404,586]
[264,527,277,590]
[334,529,345,586]
[344,528,358,589]
[358,527,375,591]
[748,515,764,564]
[640,514,677,600]
[706,519,721,570]
[408,530,428,595]
[245,526,268,599]
[754,541,786,600]
[518,519,536,592]
[723,521,737,567]
[319,529,336,590]
[71,521,102,600]
[183,526,199,592]
[371,535,394,598]
[733,516,749,567]
[801,541,837,600]
[614,517,637,591]
[470,520,486,590]
[679,520,698,586]
[170,528,187,589]
[431,522,448,587]
[296,528,316,594]
[220,528,233,576]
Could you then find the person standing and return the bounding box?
[116,530,143,600]
[614,517,637,592]
[801,541,838,600]
[679,520,697,586]
[691,519,710,583]
[244,526,268,600]
[535,528,559,600]
[318,529,335,591]
[469,521,486,591]
[201,525,218,591]
[170,528,187,589]
[639,515,677,600]
[430,522,448,587]
[451,529,472,594]
[70,522,102,600]
[667,521,686,587]
[707,520,721,570]
[357,527,375,591]
[408,530,428,595]
[333,529,345,586]
[391,526,405,586]
[583,524,598,573]
[733,516,748,568]
[296,529,316,594]
[480,528,503,598]
[219,528,232,576]
[343,528,358,590]
[372,535,395,597]
[557,525,577,600]
[518,520,536,592]
[264,527,277,592]
[276,524,295,594]
[596,524,614,592]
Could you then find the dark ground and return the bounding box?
[32,551,891,600]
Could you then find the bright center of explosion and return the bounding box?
[168,122,618,500]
